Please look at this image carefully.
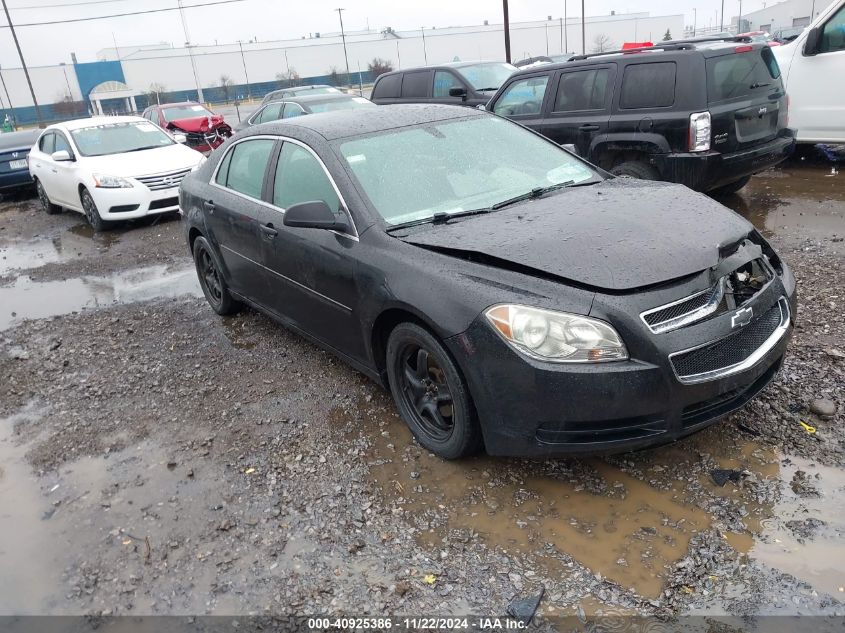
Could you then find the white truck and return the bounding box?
[773,0,845,143]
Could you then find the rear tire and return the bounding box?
[610,160,660,181]
[709,175,751,195]
[80,189,108,232]
[192,235,242,316]
[386,323,482,459]
[36,179,61,215]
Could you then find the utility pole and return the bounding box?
[693,8,697,36]
[1,0,42,126]
[564,0,568,53]
[545,20,549,55]
[720,0,725,31]
[738,0,743,33]
[59,62,72,98]
[502,0,511,63]
[421,27,427,64]
[178,0,204,103]
[334,8,351,87]
[581,0,586,54]
[0,64,14,127]
[237,40,251,99]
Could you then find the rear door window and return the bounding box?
[372,73,401,99]
[706,48,781,103]
[620,62,676,108]
[217,139,275,199]
[401,71,432,98]
[553,68,611,112]
[492,75,549,116]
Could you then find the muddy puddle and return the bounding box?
[331,403,845,603]
[0,265,202,331]
[717,162,845,246]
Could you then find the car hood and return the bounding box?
[166,114,227,132]
[398,179,754,292]
[81,144,204,178]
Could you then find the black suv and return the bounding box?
[486,39,795,193]
[370,61,517,107]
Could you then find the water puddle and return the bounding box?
[0,224,120,277]
[717,163,845,246]
[0,265,202,331]
[332,401,845,603]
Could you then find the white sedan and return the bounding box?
[29,115,205,231]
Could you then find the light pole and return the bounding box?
[693,8,697,36]
[720,0,725,31]
[178,0,204,103]
[334,8,351,87]
[738,0,743,33]
[59,63,72,99]
[421,27,428,64]
[581,0,586,55]
[1,0,42,126]
[564,0,568,54]
[545,20,549,56]
[237,40,251,100]
[502,0,511,63]
[0,64,14,128]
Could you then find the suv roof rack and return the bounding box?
[566,35,752,61]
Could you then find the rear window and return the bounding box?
[372,74,401,99]
[620,62,676,109]
[706,47,781,103]
[401,71,431,98]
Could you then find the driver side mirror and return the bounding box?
[173,133,187,144]
[449,86,468,100]
[283,200,348,231]
[803,26,822,55]
[51,150,72,161]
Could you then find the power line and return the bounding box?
[8,0,138,10]
[0,0,247,27]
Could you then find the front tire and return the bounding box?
[192,236,241,315]
[610,160,660,181]
[709,175,751,195]
[36,179,61,215]
[80,189,108,231]
[386,323,482,459]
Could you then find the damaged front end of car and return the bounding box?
[167,115,232,154]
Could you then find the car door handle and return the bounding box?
[260,223,278,239]
[203,200,215,213]
[578,124,601,131]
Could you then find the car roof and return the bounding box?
[378,60,509,76]
[50,115,147,131]
[0,128,41,150]
[268,93,361,106]
[159,101,203,108]
[253,103,482,141]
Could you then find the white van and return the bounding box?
[773,0,845,143]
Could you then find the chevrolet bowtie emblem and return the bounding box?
[731,306,753,329]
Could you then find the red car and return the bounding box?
[141,102,232,153]
[737,31,781,46]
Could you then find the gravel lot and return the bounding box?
[0,158,843,625]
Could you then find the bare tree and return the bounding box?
[327,66,348,87]
[275,69,300,89]
[218,74,234,102]
[590,34,615,53]
[147,82,167,105]
[367,57,394,78]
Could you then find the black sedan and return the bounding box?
[180,105,796,459]
[0,128,40,192]
[235,93,375,131]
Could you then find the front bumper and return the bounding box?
[90,185,181,220]
[651,132,795,192]
[447,270,796,457]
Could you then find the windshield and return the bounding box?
[455,62,517,91]
[308,97,376,113]
[338,116,596,226]
[70,121,175,157]
[161,104,213,122]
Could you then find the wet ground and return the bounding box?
[0,158,843,624]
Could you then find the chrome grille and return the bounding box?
[641,278,726,334]
[135,168,192,191]
[669,298,789,384]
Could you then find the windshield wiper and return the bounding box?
[491,180,574,210]
[124,145,162,153]
[385,208,493,233]
[476,87,500,91]
[749,81,770,89]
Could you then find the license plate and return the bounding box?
[9,159,26,169]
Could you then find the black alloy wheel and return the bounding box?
[37,180,61,214]
[192,236,241,315]
[80,189,107,231]
[386,323,481,459]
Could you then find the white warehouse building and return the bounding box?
[736,0,833,32]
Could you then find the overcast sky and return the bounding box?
[0,0,767,67]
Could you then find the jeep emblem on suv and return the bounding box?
[731,306,754,329]
[758,106,768,116]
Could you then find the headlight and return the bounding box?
[92,174,133,188]
[485,304,628,362]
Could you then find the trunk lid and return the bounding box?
[705,44,787,153]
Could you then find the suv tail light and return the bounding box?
[689,111,711,152]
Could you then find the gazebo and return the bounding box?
[88,80,142,115]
